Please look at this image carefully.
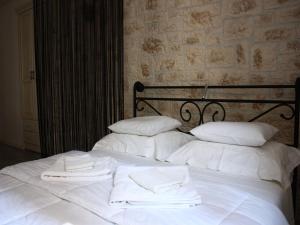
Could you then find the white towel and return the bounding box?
[129,166,189,193]
[41,156,117,182]
[109,166,201,208]
[64,154,95,171]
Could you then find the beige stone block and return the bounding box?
[183,3,222,30]
[218,73,244,85]
[224,17,254,40]
[161,32,184,55]
[183,31,206,45]
[205,29,223,46]
[263,0,300,10]
[160,15,184,32]
[182,70,209,82]
[138,61,153,78]
[191,0,219,6]
[124,7,136,20]
[222,0,262,17]
[155,70,184,83]
[159,58,177,72]
[142,37,165,54]
[184,46,206,69]
[251,44,277,71]
[248,73,266,84]
[206,47,236,67]
[143,10,166,22]
[124,0,138,19]
[166,0,191,10]
[279,39,300,53]
[124,56,139,74]
[164,32,184,43]
[165,44,183,55]
[136,76,155,87]
[277,53,300,71]
[207,68,249,85]
[143,0,167,11]
[124,21,145,36]
[235,42,249,67]
[254,25,296,42]
[253,13,274,27]
[124,92,133,118]
[124,35,141,50]
[167,8,186,18]
[145,21,161,33]
[124,49,134,66]
[275,5,300,24]
[173,0,192,8]
[155,54,185,73]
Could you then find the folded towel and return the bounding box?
[64,154,95,172]
[109,166,201,208]
[129,166,189,193]
[41,156,117,182]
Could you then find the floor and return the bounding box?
[0,143,40,169]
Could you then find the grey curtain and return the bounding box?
[33,0,123,156]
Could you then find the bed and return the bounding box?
[0,78,299,225]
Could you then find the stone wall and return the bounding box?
[124,0,300,133]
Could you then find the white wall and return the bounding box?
[0,0,31,148]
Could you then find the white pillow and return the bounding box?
[92,133,155,158]
[190,121,278,146]
[92,131,194,159]
[154,131,196,161]
[167,140,300,188]
[108,116,181,136]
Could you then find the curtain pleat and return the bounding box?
[33,0,123,156]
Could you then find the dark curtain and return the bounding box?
[33,0,123,156]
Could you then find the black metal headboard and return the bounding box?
[133,77,300,208]
[134,78,300,147]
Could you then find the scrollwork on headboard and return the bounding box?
[134,78,300,147]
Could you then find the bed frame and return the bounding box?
[133,77,300,209]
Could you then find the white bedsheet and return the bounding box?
[0,150,293,225]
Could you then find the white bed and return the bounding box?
[0,148,293,225]
[1,79,298,225]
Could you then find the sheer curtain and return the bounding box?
[33,0,123,156]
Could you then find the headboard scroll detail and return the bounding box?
[134,78,300,148]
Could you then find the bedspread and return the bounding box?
[0,150,290,225]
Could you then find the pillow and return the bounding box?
[154,131,196,161]
[190,121,278,147]
[92,131,194,159]
[167,140,300,188]
[92,133,155,157]
[108,116,181,136]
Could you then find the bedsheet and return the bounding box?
[0,150,293,225]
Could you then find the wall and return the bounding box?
[124,0,300,113]
[0,0,31,148]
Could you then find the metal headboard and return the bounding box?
[133,77,300,207]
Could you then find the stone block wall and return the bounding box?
[124,0,300,128]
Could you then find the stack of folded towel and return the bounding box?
[41,154,117,182]
[64,154,95,172]
[109,166,201,208]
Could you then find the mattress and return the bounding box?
[0,149,293,225]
